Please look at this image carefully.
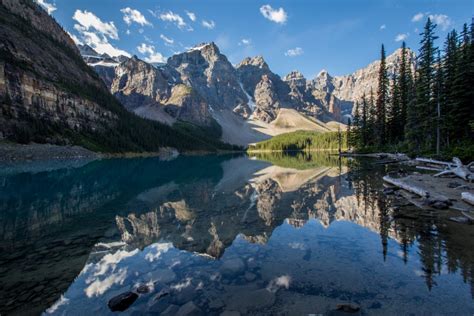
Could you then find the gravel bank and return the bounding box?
[0,143,99,162]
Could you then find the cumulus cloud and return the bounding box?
[380,24,386,30]
[429,14,452,31]
[160,34,174,46]
[73,10,118,40]
[260,4,287,24]
[82,32,130,57]
[395,33,409,42]
[159,11,191,30]
[285,47,303,57]
[34,0,56,14]
[202,19,216,30]
[72,10,129,57]
[137,43,166,63]
[412,12,424,22]
[239,38,251,46]
[185,10,196,22]
[121,7,152,26]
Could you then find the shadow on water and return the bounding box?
[0,152,473,315]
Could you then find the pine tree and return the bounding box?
[376,44,389,147]
[442,30,459,147]
[413,18,438,153]
[361,93,368,146]
[398,41,412,142]
[388,69,401,144]
[352,101,361,149]
[452,23,473,143]
[434,52,444,155]
[367,88,377,147]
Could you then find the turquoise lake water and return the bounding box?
[0,153,473,315]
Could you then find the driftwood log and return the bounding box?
[462,192,474,205]
[383,176,429,198]
[416,157,474,182]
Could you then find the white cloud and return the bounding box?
[285,47,303,57]
[260,5,287,24]
[160,34,174,45]
[137,43,166,63]
[412,12,424,22]
[428,14,452,31]
[73,10,118,40]
[35,0,56,14]
[72,10,129,57]
[185,11,196,22]
[121,7,152,26]
[160,11,191,30]
[239,38,251,46]
[82,31,130,57]
[395,33,409,42]
[202,19,215,30]
[380,24,386,30]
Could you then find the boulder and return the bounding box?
[108,291,138,312]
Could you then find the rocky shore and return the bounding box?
[0,143,99,162]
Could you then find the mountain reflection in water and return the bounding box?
[0,153,473,315]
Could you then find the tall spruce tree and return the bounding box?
[376,44,389,147]
[452,23,473,143]
[412,18,438,153]
[398,42,412,142]
[388,69,401,144]
[352,101,361,148]
[361,93,369,147]
[442,30,459,147]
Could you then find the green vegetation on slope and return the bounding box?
[248,130,347,152]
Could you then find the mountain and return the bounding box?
[0,0,235,152]
[82,39,414,146]
[84,44,343,146]
[310,48,417,118]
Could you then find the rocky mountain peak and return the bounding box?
[283,71,306,85]
[237,56,269,70]
[78,44,99,57]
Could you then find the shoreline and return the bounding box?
[0,142,245,163]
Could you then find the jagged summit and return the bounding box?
[283,70,306,82]
[237,55,269,70]
[186,42,220,54]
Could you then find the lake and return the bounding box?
[1,153,473,315]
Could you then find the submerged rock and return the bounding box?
[108,291,138,312]
[136,284,151,294]
[335,303,360,313]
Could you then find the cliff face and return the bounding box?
[0,0,117,143]
[0,0,230,152]
[310,48,416,118]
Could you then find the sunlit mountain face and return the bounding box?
[1,154,473,315]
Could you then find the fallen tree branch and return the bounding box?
[416,166,443,172]
[383,176,429,198]
[415,157,455,167]
[433,157,474,182]
[461,192,474,206]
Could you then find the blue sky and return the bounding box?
[38,0,473,78]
